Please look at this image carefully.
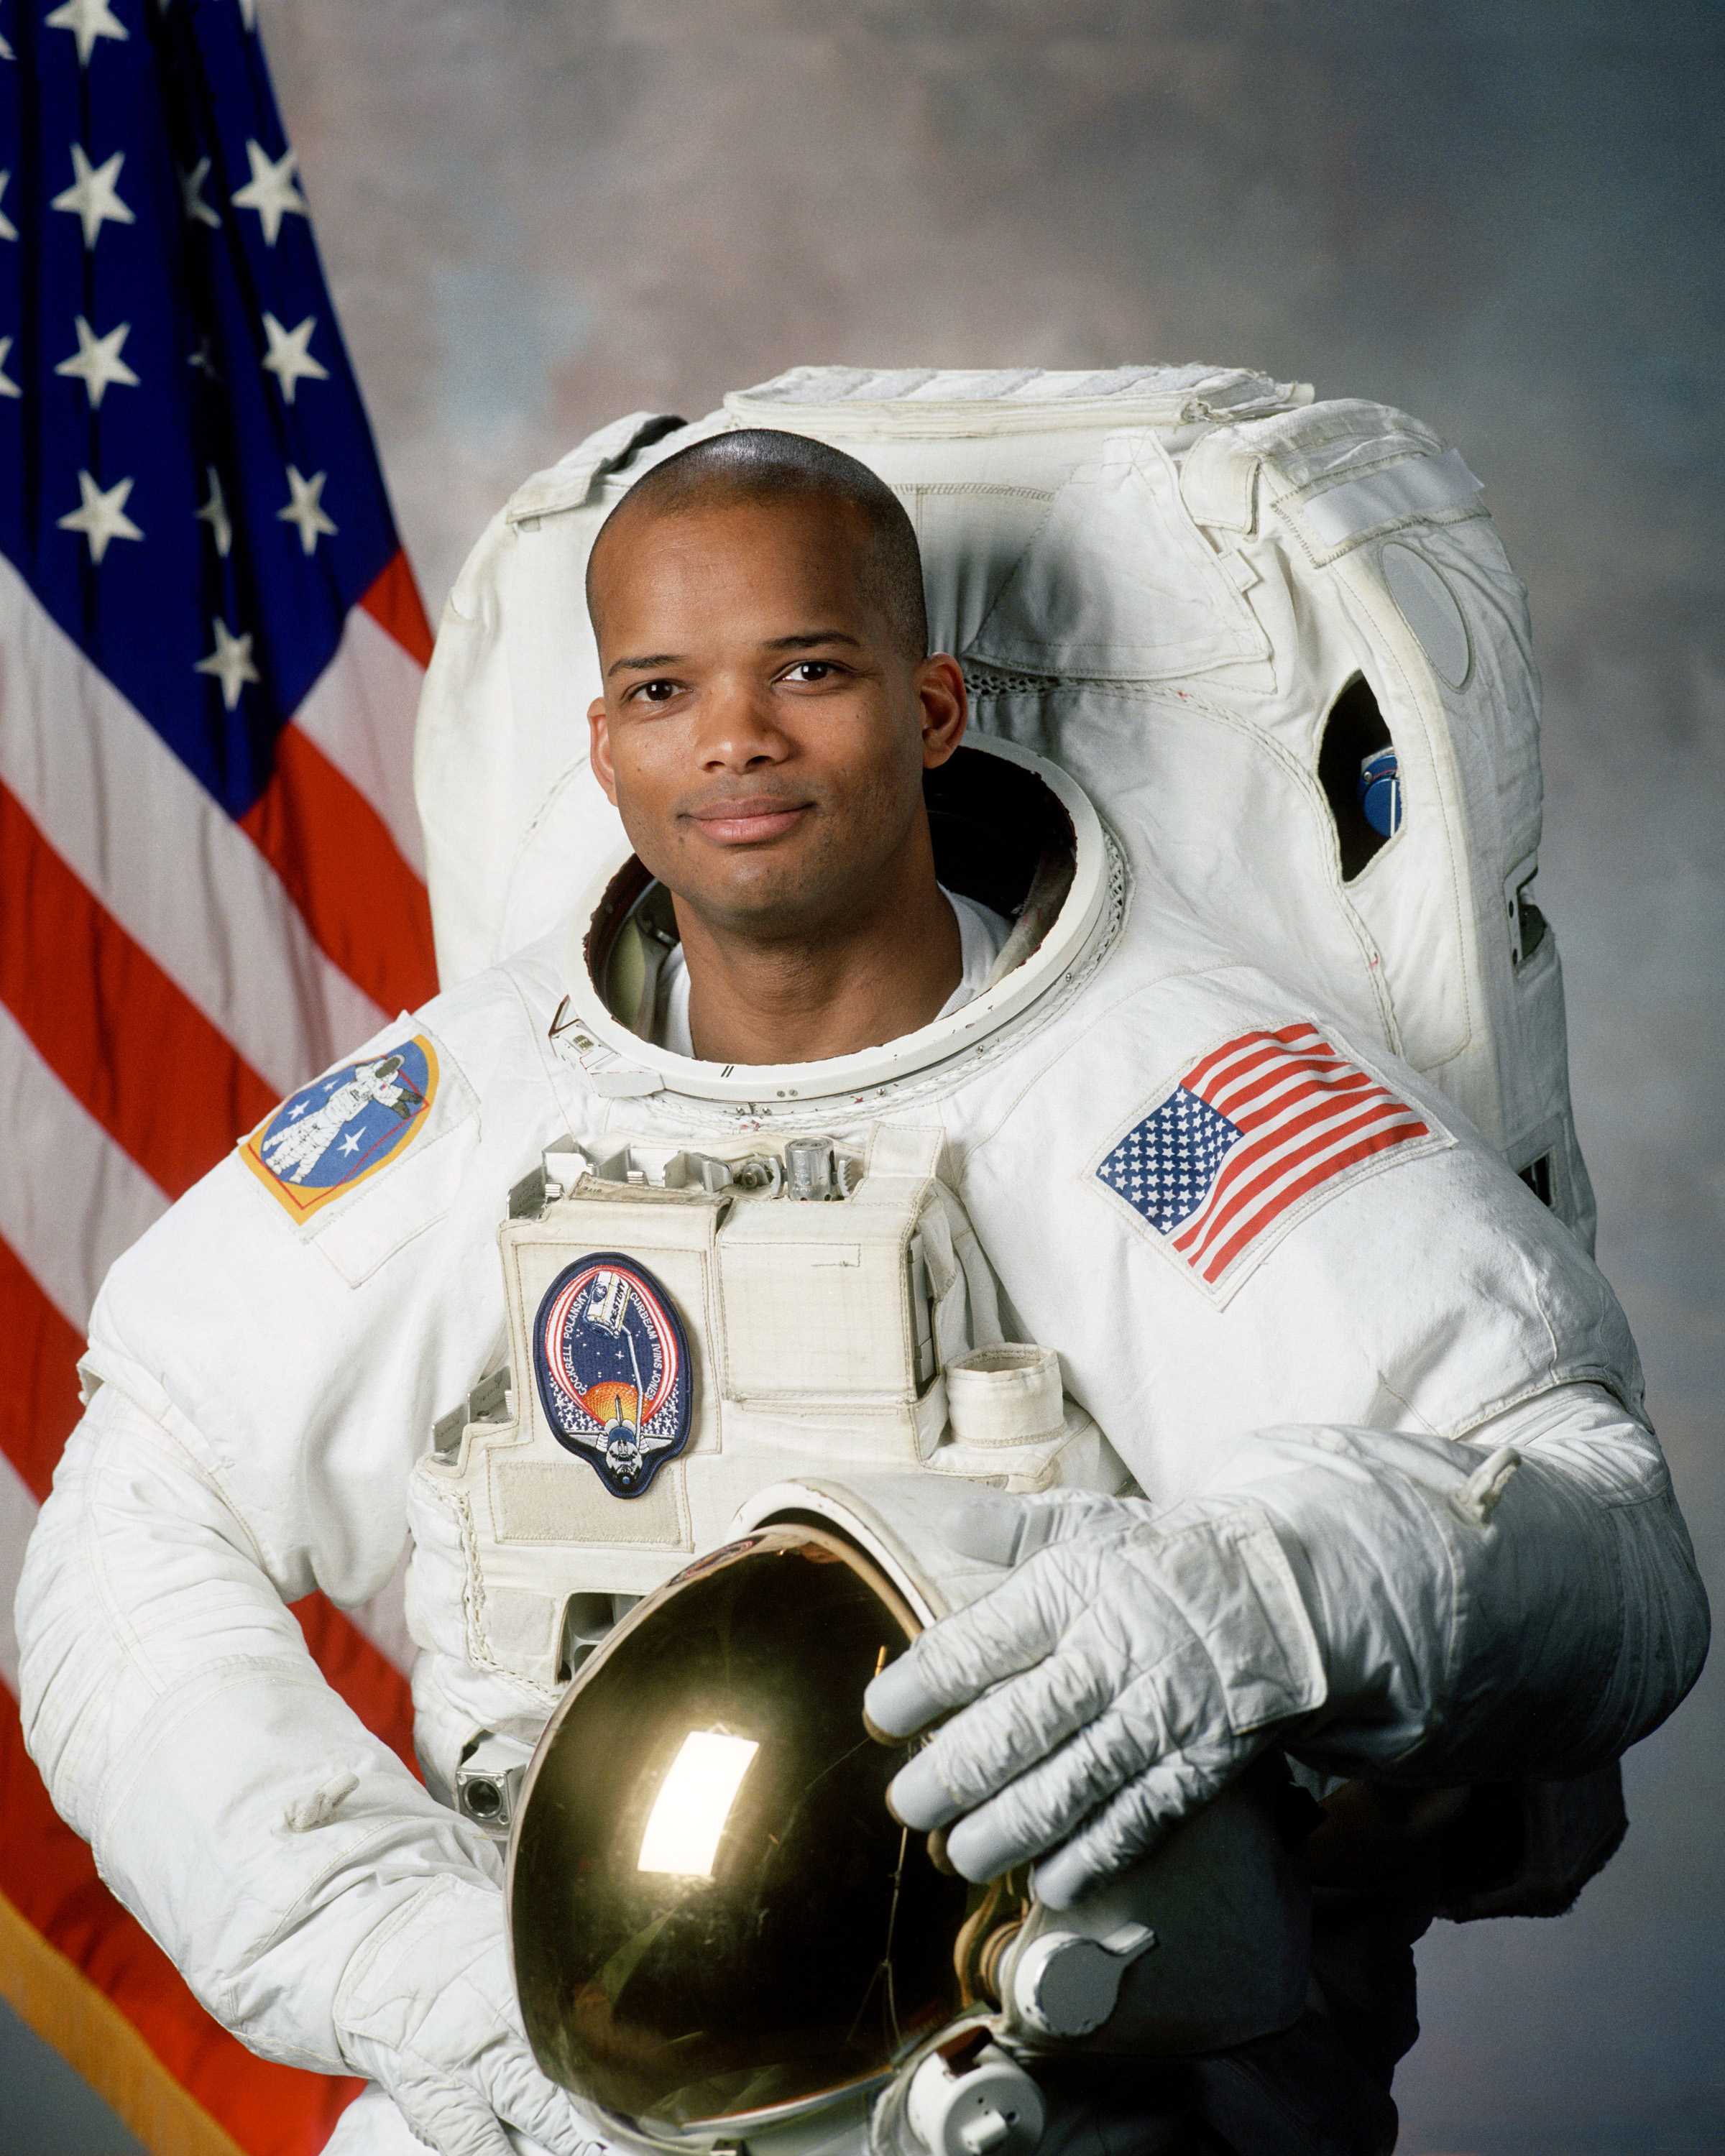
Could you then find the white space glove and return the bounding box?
[333,1875,607,2156]
[863,1494,1325,1907]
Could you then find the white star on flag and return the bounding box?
[51,144,135,248]
[194,618,260,709]
[188,334,216,378]
[239,0,257,27]
[45,0,127,66]
[260,310,329,402]
[57,470,144,563]
[0,336,19,398]
[196,467,233,558]
[339,1133,362,1156]
[180,156,221,229]
[0,12,12,60]
[277,466,337,555]
[54,315,140,408]
[231,139,308,246]
[0,170,15,242]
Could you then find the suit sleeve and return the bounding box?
[962,983,1710,1783]
[17,1380,499,2071]
[1159,1381,1708,1782]
[14,995,550,2071]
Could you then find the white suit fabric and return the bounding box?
[14,364,1711,2155]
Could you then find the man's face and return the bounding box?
[586,494,964,939]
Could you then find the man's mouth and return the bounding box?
[683,795,814,847]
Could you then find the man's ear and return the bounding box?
[588,696,620,805]
[916,654,970,770]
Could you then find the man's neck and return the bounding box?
[673,862,962,1067]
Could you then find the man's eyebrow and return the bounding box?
[605,650,686,678]
[605,630,862,678]
[760,630,863,653]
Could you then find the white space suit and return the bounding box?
[17,746,1707,2152]
[14,369,1711,2156]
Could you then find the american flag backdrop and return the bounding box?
[1,4,429,2151]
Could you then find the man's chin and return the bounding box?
[668,858,842,944]
[690,888,829,941]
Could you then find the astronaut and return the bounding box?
[15,424,1709,2156]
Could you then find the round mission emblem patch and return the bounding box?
[533,1253,693,1499]
[240,1036,438,1222]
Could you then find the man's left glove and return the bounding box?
[864,1493,1325,1907]
[333,1875,606,2156]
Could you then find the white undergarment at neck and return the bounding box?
[654,886,1011,1060]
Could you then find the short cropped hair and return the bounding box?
[586,428,929,660]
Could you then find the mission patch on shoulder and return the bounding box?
[239,1034,440,1222]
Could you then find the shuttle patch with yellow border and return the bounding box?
[241,1035,440,1222]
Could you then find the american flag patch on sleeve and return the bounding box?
[1095,1021,1443,1293]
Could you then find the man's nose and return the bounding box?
[693,675,791,770]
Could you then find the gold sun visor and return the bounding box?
[507,1526,976,2147]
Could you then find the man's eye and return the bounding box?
[630,678,683,704]
[782,660,841,684]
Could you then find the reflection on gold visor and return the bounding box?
[637,1732,760,1879]
[509,1526,975,2145]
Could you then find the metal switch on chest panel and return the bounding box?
[785,1136,837,1200]
[783,1135,860,1200]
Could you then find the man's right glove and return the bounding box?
[865,1494,1326,1908]
[332,1874,607,2156]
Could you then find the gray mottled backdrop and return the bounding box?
[144,4,1725,2151]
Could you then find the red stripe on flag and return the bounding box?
[1201,1119,1429,1283]
[1183,1020,1317,1095]
[1178,1092,1413,1263]
[240,722,438,1021]
[1174,1076,1396,1261]
[1213,1069,1390,1164]
[1207,1053,1366,1125]
[0,1234,85,1502]
[293,1591,420,1779]
[0,785,278,1199]
[0,1682,362,2156]
[359,550,435,671]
